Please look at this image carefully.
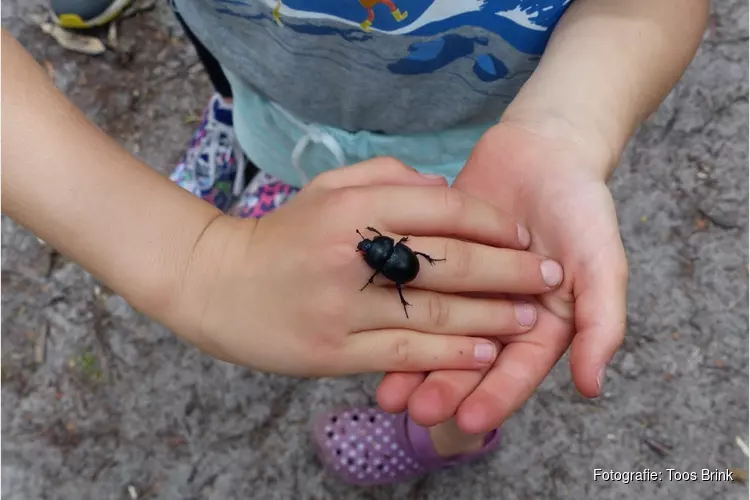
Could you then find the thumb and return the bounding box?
[569,240,629,397]
[309,157,448,191]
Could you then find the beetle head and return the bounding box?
[357,239,372,253]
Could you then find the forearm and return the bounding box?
[502,0,709,172]
[1,30,228,321]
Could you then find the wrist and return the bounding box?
[499,102,623,181]
[145,214,259,349]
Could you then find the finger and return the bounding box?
[365,185,529,250]
[337,329,499,374]
[309,157,447,191]
[355,285,537,335]
[376,372,426,413]
[569,239,629,397]
[454,317,571,434]
[407,361,491,427]
[377,341,500,427]
[376,236,563,294]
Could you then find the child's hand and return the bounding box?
[377,121,628,432]
[169,158,564,378]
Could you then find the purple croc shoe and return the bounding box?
[313,406,501,486]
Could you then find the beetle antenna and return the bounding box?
[356,229,366,240]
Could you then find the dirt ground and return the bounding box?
[2,1,748,499]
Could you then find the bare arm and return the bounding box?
[502,0,710,173]
[0,30,240,323]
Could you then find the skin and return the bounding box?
[3,0,710,461]
[377,0,711,450]
[2,30,561,380]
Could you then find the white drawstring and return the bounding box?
[271,102,346,185]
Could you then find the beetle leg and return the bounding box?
[415,252,446,266]
[397,236,410,244]
[365,226,383,236]
[360,270,381,291]
[396,284,411,319]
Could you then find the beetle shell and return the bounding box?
[380,243,420,284]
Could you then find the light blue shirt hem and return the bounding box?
[223,66,497,188]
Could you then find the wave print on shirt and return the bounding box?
[259,0,570,53]
[214,0,571,85]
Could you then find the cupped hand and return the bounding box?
[376,121,629,433]
[173,157,562,378]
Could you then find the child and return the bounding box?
[18,0,709,486]
[159,0,707,485]
[3,25,559,481]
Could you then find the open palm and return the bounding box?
[376,122,629,434]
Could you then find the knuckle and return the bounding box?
[390,337,413,367]
[322,187,362,216]
[318,288,349,323]
[310,168,341,190]
[441,188,466,221]
[376,156,409,173]
[319,241,359,274]
[509,251,527,276]
[446,239,472,280]
[426,292,451,330]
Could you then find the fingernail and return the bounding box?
[597,364,608,392]
[541,260,563,287]
[517,224,531,247]
[514,302,536,327]
[474,343,496,363]
[417,171,446,181]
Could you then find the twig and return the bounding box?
[736,436,749,458]
[643,436,671,458]
[34,321,49,364]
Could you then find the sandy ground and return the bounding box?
[2,1,748,499]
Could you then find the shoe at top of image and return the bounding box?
[49,0,131,29]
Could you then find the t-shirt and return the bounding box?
[173,0,573,186]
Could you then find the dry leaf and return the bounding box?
[40,23,106,55]
[43,60,55,80]
[730,468,747,484]
[107,22,119,49]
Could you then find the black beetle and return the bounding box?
[356,226,445,318]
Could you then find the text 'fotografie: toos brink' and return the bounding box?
[593,468,736,483]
